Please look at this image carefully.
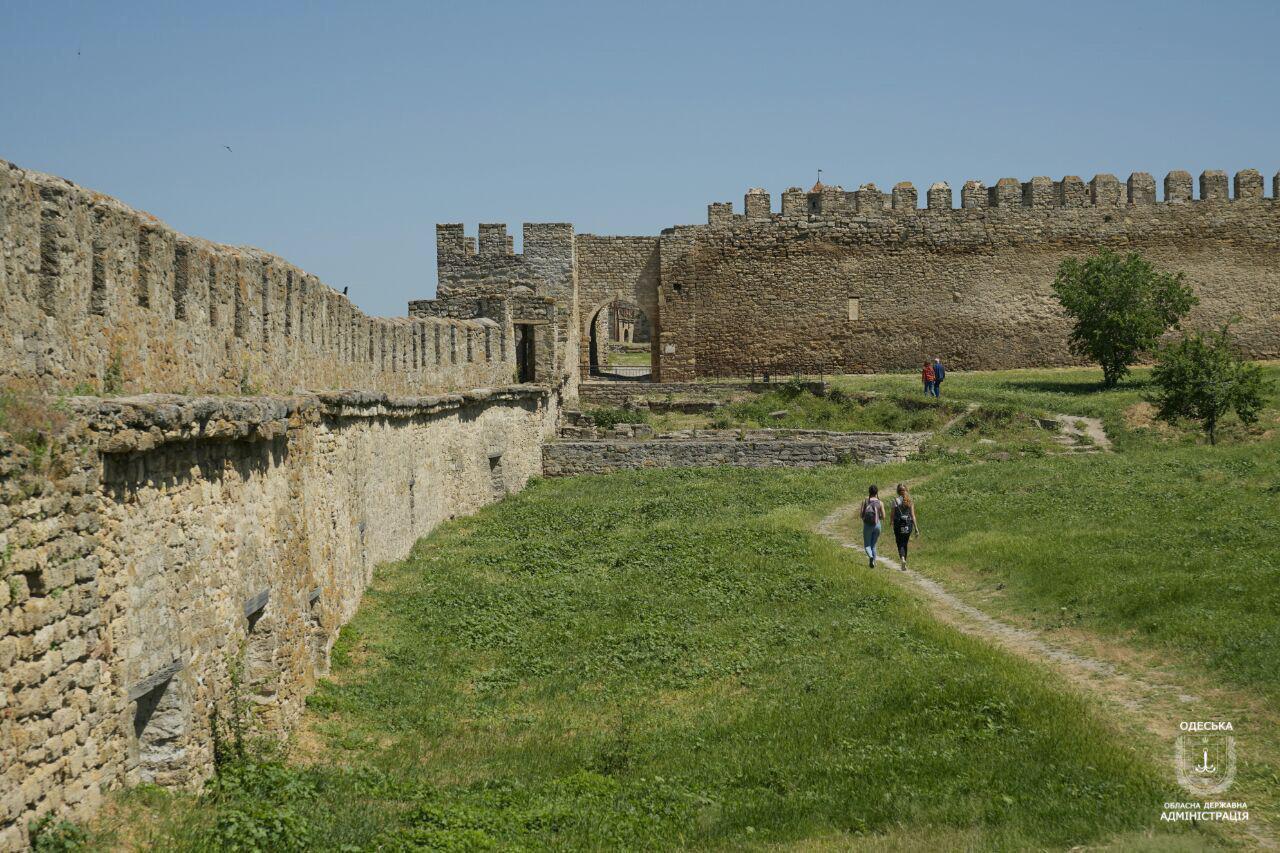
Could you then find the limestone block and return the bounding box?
[1058,176,1088,208]
[960,180,987,208]
[1127,172,1156,204]
[744,188,771,220]
[1165,170,1193,203]
[992,178,1022,207]
[1200,170,1229,201]
[926,182,952,210]
[1090,174,1123,206]
[1233,169,1264,200]
[891,182,918,211]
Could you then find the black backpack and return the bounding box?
[893,499,913,535]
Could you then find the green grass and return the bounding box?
[831,363,1280,451]
[607,348,653,366]
[723,388,954,433]
[642,388,958,434]
[106,467,1208,850]
[915,440,1280,704]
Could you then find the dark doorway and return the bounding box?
[515,323,536,383]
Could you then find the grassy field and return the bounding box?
[830,363,1280,451]
[835,363,1280,702]
[94,467,1210,851]
[915,441,1280,702]
[640,387,958,434]
[84,362,1279,849]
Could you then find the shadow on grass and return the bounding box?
[997,377,1150,396]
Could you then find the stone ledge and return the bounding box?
[67,384,549,454]
[542,429,928,476]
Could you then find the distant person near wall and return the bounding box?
[922,362,936,395]
[931,357,946,397]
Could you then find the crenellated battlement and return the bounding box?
[435,222,575,297]
[704,168,1280,224]
[0,159,516,395]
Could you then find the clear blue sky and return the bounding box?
[4,0,1277,316]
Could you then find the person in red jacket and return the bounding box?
[922,361,936,395]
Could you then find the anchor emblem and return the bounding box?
[1175,734,1236,796]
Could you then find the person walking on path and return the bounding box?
[921,361,936,396]
[859,485,885,568]
[931,357,946,397]
[891,483,921,570]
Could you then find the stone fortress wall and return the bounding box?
[410,222,581,391]
[0,159,565,849]
[427,169,1280,383]
[7,152,1280,847]
[658,170,1280,379]
[1,160,514,397]
[0,389,554,850]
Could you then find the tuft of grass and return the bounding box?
[0,383,70,471]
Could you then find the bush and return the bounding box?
[1149,326,1269,444]
[586,407,648,430]
[1052,249,1197,387]
[212,800,312,853]
[28,814,89,852]
[948,403,1020,436]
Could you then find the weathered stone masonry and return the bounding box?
[662,174,1280,378]
[0,387,555,849]
[1,160,514,396]
[0,156,568,850]
[428,169,1280,382]
[542,428,927,476]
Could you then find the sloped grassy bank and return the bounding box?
[99,466,1207,851]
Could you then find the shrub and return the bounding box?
[586,407,647,430]
[1149,326,1269,444]
[28,814,89,852]
[103,349,124,395]
[1052,249,1197,387]
[212,800,312,853]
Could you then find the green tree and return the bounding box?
[1149,326,1269,444]
[1051,250,1197,387]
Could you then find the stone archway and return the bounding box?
[587,298,656,380]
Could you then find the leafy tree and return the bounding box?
[1052,250,1197,387]
[1149,326,1269,444]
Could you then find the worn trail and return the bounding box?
[815,464,1276,849]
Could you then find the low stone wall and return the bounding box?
[0,385,556,849]
[578,380,827,408]
[541,428,927,476]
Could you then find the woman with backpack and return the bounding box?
[891,483,921,570]
[921,361,936,395]
[859,484,885,568]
